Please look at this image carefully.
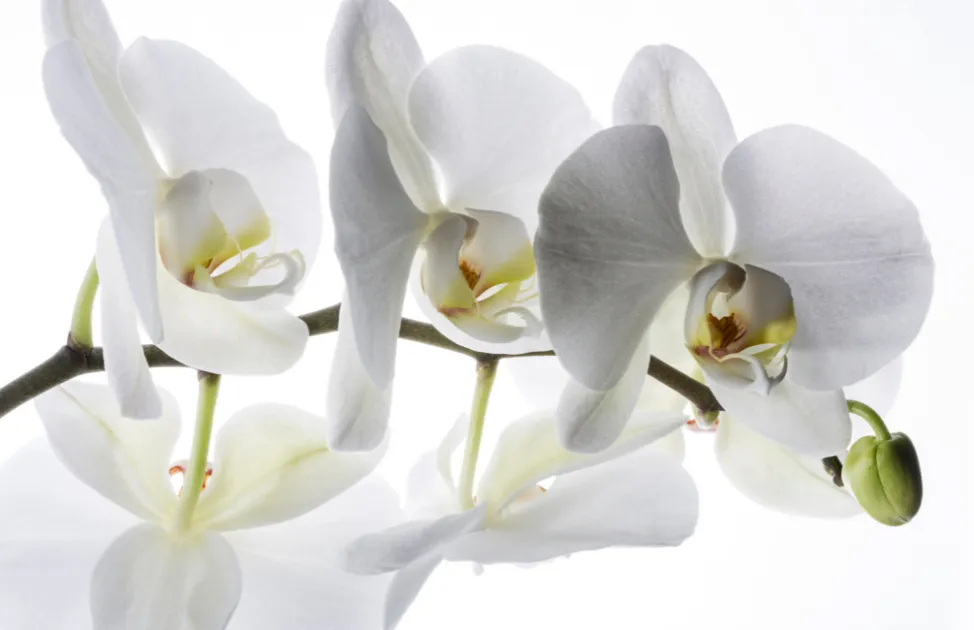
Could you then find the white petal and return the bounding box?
[535,125,700,392]
[326,0,440,210]
[224,476,401,630]
[419,213,476,311]
[42,0,161,174]
[479,408,687,510]
[409,45,599,231]
[34,382,180,522]
[91,525,241,630]
[707,376,851,456]
[405,415,466,517]
[637,284,697,414]
[344,506,486,575]
[119,38,322,270]
[613,45,736,257]
[843,357,903,418]
[327,296,394,452]
[723,125,934,390]
[155,262,310,375]
[96,220,162,419]
[555,331,654,453]
[331,105,429,389]
[715,416,860,518]
[0,440,136,630]
[194,403,385,531]
[43,41,163,341]
[384,555,441,630]
[447,445,698,564]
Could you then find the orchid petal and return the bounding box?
[723,125,934,390]
[420,214,476,312]
[343,505,486,575]
[327,299,394,452]
[331,105,429,389]
[0,440,136,630]
[409,45,599,231]
[43,41,163,341]
[535,125,700,392]
[34,382,179,523]
[224,477,400,630]
[194,404,384,531]
[96,220,162,419]
[119,38,322,270]
[480,408,688,510]
[155,264,310,376]
[707,376,851,456]
[385,555,442,630]
[327,0,440,210]
[715,416,860,518]
[91,525,241,630]
[555,331,654,453]
[844,357,903,418]
[447,445,698,564]
[613,45,736,257]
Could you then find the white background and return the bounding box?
[0,0,971,628]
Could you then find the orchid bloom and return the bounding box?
[323,0,599,451]
[534,45,933,454]
[343,411,698,629]
[0,382,395,629]
[42,0,321,419]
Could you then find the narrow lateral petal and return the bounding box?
[331,105,429,389]
[614,45,737,257]
[96,220,162,419]
[327,0,440,209]
[33,382,179,524]
[155,264,310,376]
[119,38,322,269]
[344,505,486,575]
[723,125,934,390]
[408,45,600,231]
[384,555,442,630]
[327,298,394,452]
[707,377,851,456]
[194,403,384,531]
[90,525,241,630]
[447,445,698,564]
[535,125,700,392]
[715,416,860,518]
[479,408,688,510]
[43,41,163,341]
[555,332,654,453]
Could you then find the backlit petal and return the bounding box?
[715,416,860,518]
[409,45,599,231]
[194,404,385,531]
[34,382,179,523]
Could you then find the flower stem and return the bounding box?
[847,400,892,441]
[457,358,498,510]
[68,259,99,349]
[175,372,221,534]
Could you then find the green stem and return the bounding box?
[457,358,498,510]
[68,259,99,349]
[848,400,891,441]
[175,372,221,533]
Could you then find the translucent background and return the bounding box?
[0,1,970,628]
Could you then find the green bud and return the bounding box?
[845,432,923,526]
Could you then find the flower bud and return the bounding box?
[844,432,922,526]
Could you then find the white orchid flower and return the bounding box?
[534,45,933,454]
[42,0,321,419]
[323,0,600,451]
[343,410,698,629]
[0,382,395,629]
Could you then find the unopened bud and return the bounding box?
[845,432,922,526]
